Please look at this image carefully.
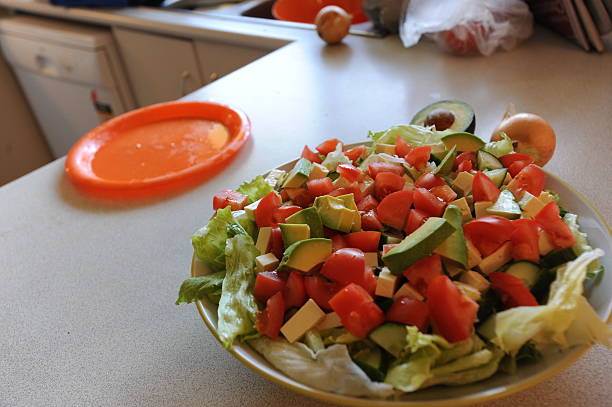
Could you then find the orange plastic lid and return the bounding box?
[65,101,250,199]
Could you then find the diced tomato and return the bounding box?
[508,161,529,178]
[213,189,249,211]
[374,172,405,200]
[404,146,431,170]
[359,178,375,197]
[427,275,478,343]
[453,151,476,171]
[368,162,404,178]
[306,178,334,197]
[328,282,372,316]
[270,227,284,259]
[344,231,381,252]
[255,191,282,227]
[293,189,315,207]
[463,216,514,257]
[430,185,457,203]
[386,297,429,332]
[256,291,285,339]
[362,266,378,296]
[413,187,446,217]
[344,145,366,163]
[341,182,362,202]
[316,139,342,155]
[395,137,412,157]
[329,283,384,338]
[279,189,290,202]
[304,275,342,311]
[457,160,472,172]
[382,244,398,255]
[337,164,362,183]
[507,164,546,199]
[376,190,414,230]
[357,194,378,211]
[489,272,538,308]
[472,171,500,203]
[510,219,540,263]
[321,248,365,286]
[415,172,446,189]
[534,201,576,249]
[282,272,306,309]
[301,145,322,164]
[404,208,429,235]
[403,254,443,297]
[331,234,348,252]
[254,271,286,303]
[361,210,384,231]
[500,153,535,172]
[273,205,302,224]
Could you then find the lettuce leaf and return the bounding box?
[236,175,273,204]
[483,133,514,157]
[217,234,259,348]
[368,125,447,156]
[564,213,603,278]
[321,142,351,171]
[423,348,504,388]
[175,271,226,305]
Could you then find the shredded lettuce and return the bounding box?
[321,143,351,171]
[176,271,226,305]
[483,133,514,157]
[368,125,446,151]
[217,234,259,348]
[232,210,257,241]
[236,175,273,204]
[564,213,604,278]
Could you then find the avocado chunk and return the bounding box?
[369,323,407,358]
[382,217,456,274]
[434,205,468,268]
[486,190,521,219]
[314,194,360,233]
[441,132,486,152]
[285,207,324,237]
[410,100,476,133]
[433,145,457,175]
[283,158,313,188]
[279,223,311,247]
[278,238,332,272]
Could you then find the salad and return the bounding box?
[177,105,611,399]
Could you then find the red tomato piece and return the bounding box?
[427,275,478,343]
[344,145,366,163]
[213,189,249,211]
[362,266,378,296]
[472,171,500,203]
[255,192,282,227]
[374,172,405,200]
[279,189,290,202]
[256,291,285,339]
[453,151,476,171]
[282,272,306,309]
[316,138,342,155]
[328,282,372,316]
[368,162,404,178]
[534,201,576,249]
[507,164,546,199]
[507,161,529,178]
[357,194,379,211]
[430,185,458,203]
[376,190,414,230]
[413,187,446,217]
[306,178,334,197]
[404,208,430,235]
[510,219,540,263]
[301,145,322,164]
[304,276,342,311]
[463,216,514,257]
[270,226,284,259]
[386,297,429,332]
[457,160,473,172]
[344,231,381,252]
[403,254,443,297]
[490,272,538,308]
[293,189,315,207]
[404,146,431,171]
[254,271,286,303]
[321,248,366,287]
[500,153,535,169]
[395,137,412,157]
[415,172,446,189]
[361,210,384,231]
[329,283,383,338]
[331,234,348,252]
[273,205,302,224]
[337,164,362,183]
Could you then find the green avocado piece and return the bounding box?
[278,238,332,272]
[314,195,359,233]
[285,207,324,238]
[433,145,457,175]
[410,100,476,133]
[282,158,313,188]
[441,132,485,153]
[434,205,468,268]
[279,223,311,247]
[486,190,520,219]
[382,217,456,274]
[336,194,361,231]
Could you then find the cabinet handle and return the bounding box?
[179,70,190,96]
[208,72,219,83]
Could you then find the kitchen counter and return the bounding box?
[1,3,612,406]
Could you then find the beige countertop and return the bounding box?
[0,3,611,406]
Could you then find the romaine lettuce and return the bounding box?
[236,175,273,204]
[482,133,514,157]
[369,125,446,150]
[564,213,604,278]
[175,271,226,305]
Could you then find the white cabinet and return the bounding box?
[194,40,271,83]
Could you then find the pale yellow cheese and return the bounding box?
[449,197,473,221]
[454,281,481,301]
[539,230,555,255]
[503,172,513,185]
[255,227,272,254]
[466,239,483,269]
[316,312,343,331]
[364,252,379,267]
[308,163,330,180]
[255,253,279,272]
[519,191,545,219]
[375,267,398,298]
[393,282,424,301]
[538,191,555,204]
[460,270,490,292]
[474,201,493,218]
[478,241,513,275]
[280,299,325,343]
[453,171,475,195]
[375,143,396,155]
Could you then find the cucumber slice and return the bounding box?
[505,261,541,288]
[433,145,457,175]
[369,323,407,357]
[541,248,577,269]
[483,168,508,188]
[352,358,385,382]
[430,152,444,166]
[381,233,403,246]
[477,150,504,170]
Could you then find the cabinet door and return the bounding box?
[194,40,271,84]
[113,27,203,107]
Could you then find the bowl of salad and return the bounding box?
[177,105,611,406]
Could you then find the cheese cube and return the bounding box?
[478,241,512,275]
[466,239,482,269]
[453,172,475,195]
[364,252,379,267]
[454,281,481,301]
[449,197,473,222]
[255,227,273,254]
[474,201,493,218]
[519,191,545,219]
[503,172,513,185]
[280,299,325,343]
[333,176,351,189]
[256,253,279,272]
[393,282,423,301]
[460,270,490,292]
[539,230,555,255]
[316,312,343,330]
[539,191,555,204]
[308,163,329,180]
[443,259,465,277]
[375,143,396,155]
[375,267,399,298]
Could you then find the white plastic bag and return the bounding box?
[399,0,534,56]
